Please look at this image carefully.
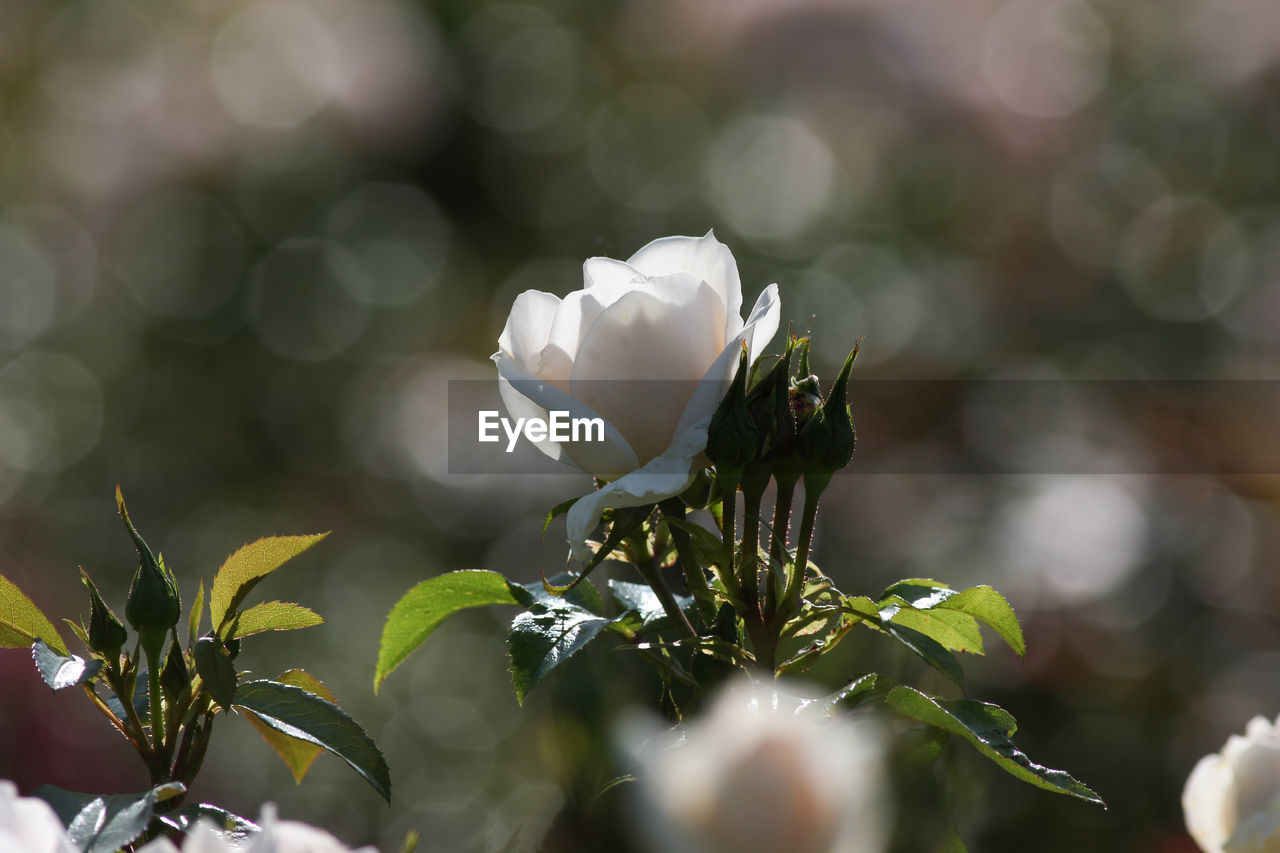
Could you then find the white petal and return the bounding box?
[566,420,709,562]
[583,256,645,290]
[672,282,782,440]
[498,290,562,370]
[494,352,639,476]
[1185,753,1236,853]
[542,281,635,372]
[625,231,743,342]
[743,283,782,363]
[570,274,725,465]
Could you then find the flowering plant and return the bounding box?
[376,235,1104,849]
[1184,714,1280,853]
[0,488,389,850]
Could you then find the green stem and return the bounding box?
[147,650,164,751]
[784,473,831,618]
[627,531,698,641]
[659,501,715,627]
[764,475,797,622]
[738,477,776,672]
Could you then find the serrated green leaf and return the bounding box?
[233,679,391,803]
[508,603,612,705]
[209,533,329,634]
[193,637,237,711]
[0,576,67,655]
[189,580,204,649]
[228,602,324,639]
[243,669,334,784]
[36,782,185,853]
[939,586,1026,656]
[881,601,985,655]
[375,570,521,691]
[32,638,102,690]
[885,686,1103,805]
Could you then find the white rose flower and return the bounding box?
[137,804,377,853]
[492,231,781,561]
[625,679,891,853]
[1184,713,1280,853]
[0,781,77,853]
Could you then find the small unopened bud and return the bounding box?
[80,569,127,662]
[706,346,758,491]
[745,337,799,466]
[796,343,859,490]
[119,489,180,654]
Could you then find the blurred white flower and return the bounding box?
[625,679,890,853]
[492,231,780,561]
[1184,713,1280,853]
[137,804,376,853]
[0,781,77,853]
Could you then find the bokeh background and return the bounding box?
[2,0,1279,850]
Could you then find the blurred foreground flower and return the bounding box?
[0,781,76,853]
[1184,713,1280,853]
[138,804,377,853]
[492,231,780,561]
[625,680,890,853]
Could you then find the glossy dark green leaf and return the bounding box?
[885,686,1103,805]
[0,575,67,655]
[193,636,237,711]
[375,570,521,691]
[158,804,258,842]
[798,673,879,717]
[242,669,334,784]
[508,603,612,705]
[608,580,694,631]
[233,679,391,803]
[36,781,185,853]
[31,638,101,690]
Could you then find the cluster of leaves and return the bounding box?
[375,336,1102,851]
[0,488,389,851]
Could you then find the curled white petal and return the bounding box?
[494,354,639,475]
[566,420,709,563]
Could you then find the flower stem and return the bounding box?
[627,530,698,641]
[783,476,827,618]
[738,473,776,672]
[659,500,715,627]
[764,475,797,622]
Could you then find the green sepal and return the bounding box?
[80,568,127,662]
